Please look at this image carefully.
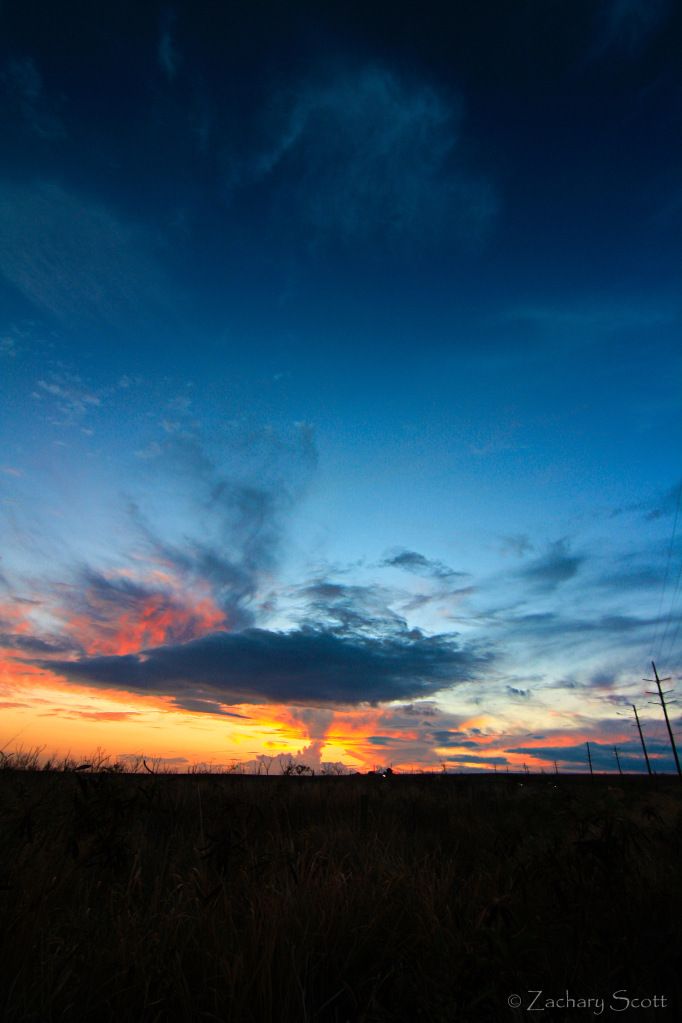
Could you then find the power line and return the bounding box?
[632,704,653,776]
[644,660,681,778]
[651,481,682,661]
[613,745,623,775]
[659,554,682,667]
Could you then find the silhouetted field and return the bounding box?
[0,768,680,1021]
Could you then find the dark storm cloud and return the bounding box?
[381,549,467,580]
[39,624,489,707]
[235,65,497,250]
[519,539,584,592]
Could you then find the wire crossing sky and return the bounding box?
[0,0,681,772]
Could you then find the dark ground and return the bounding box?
[0,769,680,1022]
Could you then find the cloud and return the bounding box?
[500,534,534,558]
[129,422,318,631]
[35,371,102,427]
[609,479,682,522]
[595,567,662,591]
[236,65,497,250]
[645,479,682,521]
[519,538,584,592]
[1,417,320,676]
[59,710,140,723]
[2,57,65,139]
[118,753,188,766]
[594,0,672,54]
[294,579,407,636]
[53,566,226,656]
[170,697,248,718]
[158,10,179,80]
[382,548,467,580]
[401,587,476,614]
[506,738,673,770]
[38,623,489,707]
[0,632,75,655]
[0,181,166,325]
[393,702,440,718]
[504,609,673,647]
[290,706,334,740]
[135,441,163,461]
[443,754,509,767]
[431,731,487,749]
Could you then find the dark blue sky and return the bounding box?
[0,0,680,771]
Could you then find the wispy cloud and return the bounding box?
[608,478,682,521]
[52,566,226,656]
[381,548,467,580]
[233,65,497,250]
[35,372,102,428]
[128,422,318,631]
[0,181,166,326]
[293,579,407,637]
[2,56,65,139]
[500,534,534,558]
[519,538,584,592]
[593,0,672,55]
[158,10,180,81]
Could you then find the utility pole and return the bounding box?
[613,745,623,775]
[554,760,559,775]
[586,741,593,776]
[645,661,681,777]
[632,704,653,776]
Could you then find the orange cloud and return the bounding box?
[56,575,227,656]
[0,601,34,636]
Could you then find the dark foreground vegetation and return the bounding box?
[0,766,680,1022]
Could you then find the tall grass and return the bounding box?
[0,764,679,1021]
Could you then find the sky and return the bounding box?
[1,0,681,773]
